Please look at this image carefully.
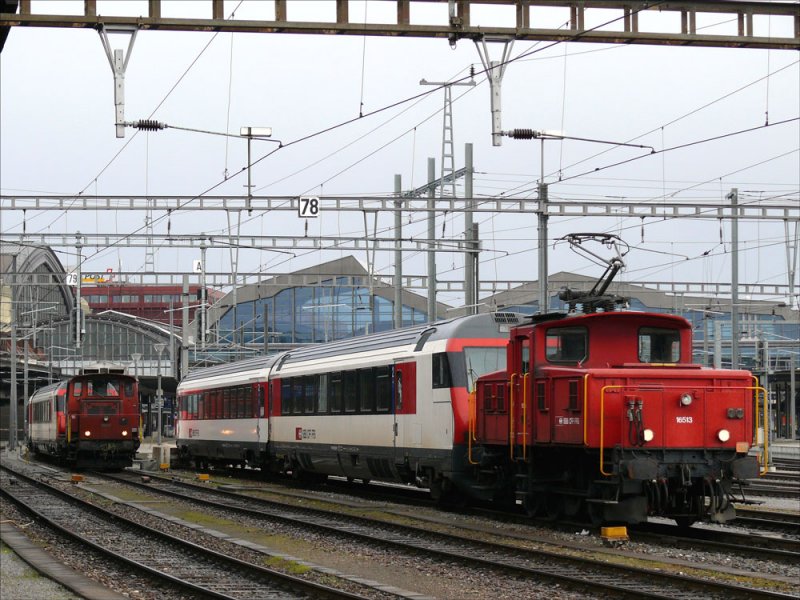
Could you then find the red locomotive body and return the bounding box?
[27,365,141,469]
[473,311,763,525]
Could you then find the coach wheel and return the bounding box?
[361,478,371,485]
[674,516,696,528]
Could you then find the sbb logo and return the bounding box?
[676,416,693,424]
[295,427,303,440]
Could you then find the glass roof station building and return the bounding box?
[207,256,448,353]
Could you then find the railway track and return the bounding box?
[0,462,367,600]
[734,508,800,535]
[96,469,796,600]
[155,465,800,564]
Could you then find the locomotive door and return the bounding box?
[510,335,532,451]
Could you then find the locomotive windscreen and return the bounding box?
[463,347,507,391]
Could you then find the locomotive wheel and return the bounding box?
[545,494,563,520]
[523,493,544,517]
[563,496,582,518]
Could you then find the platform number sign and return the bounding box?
[66,272,79,287]
[298,196,320,218]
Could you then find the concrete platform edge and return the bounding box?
[1,522,126,600]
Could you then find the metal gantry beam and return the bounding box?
[0,232,474,252]
[4,269,794,299]
[2,195,798,221]
[2,1,798,50]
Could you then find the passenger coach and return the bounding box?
[175,312,524,501]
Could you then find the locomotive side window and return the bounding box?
[536,381,547,411]
[432,353,452,388]
[545,327,588,363]
[496,383,506,412]
[568,380,580,411]
[638,327,680,363]
[73,381,82,396]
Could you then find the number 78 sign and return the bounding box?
[298,196,320,218]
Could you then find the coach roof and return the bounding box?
[276,312,523,369]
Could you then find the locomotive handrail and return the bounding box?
[749,378,769,476]
[467,390,479,465]
[509,373,518,460]
[598,385,616,476]
[522,373,530,461]
[583,374,590,446]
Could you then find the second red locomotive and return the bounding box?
[27,364,141,469]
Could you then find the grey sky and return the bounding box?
[1,1,798,307]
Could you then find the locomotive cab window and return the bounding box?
[639,327,680,363]
[545,327,588,363]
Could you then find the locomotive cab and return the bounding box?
[473,311,762,526]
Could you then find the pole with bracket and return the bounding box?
[97,24,138,138]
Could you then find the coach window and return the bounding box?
[545,327,588,363]
[359,368,375,412]
[222,389,231,419]
[304,376,317,414]
[292,379,304,415]
[344,371,358,413]
[432,353,452,388]
[216,391,223,419]
[330,373,343,413]
[280,380,292,415]
[639,327,680,363]
[316,374,328,413]
[375,366,391,413]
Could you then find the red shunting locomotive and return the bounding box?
[27,364,141,469]
[471,235,764,526]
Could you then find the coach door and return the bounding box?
[394,361,417,460]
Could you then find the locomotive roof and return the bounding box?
[277,312,524,369]
[528,310,691,328]
[179,353,286,385]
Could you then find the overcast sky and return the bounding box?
[1,0,798,308]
